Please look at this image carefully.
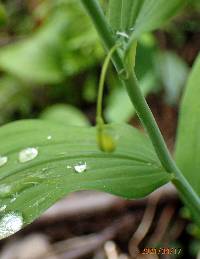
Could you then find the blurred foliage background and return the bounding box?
[0,1,200,257]
[0,0,199,126]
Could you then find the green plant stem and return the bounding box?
[80,0,124,72]
[81,0,200,225]
[96,44,118,151]
[96,44,119,124]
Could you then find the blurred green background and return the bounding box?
[0,0,199,127]
[0,1,200,258]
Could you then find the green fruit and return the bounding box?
[97,132,116,153]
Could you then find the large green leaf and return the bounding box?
[108,0,122,31]
[126,0,187,56]
[108,0,144,32]
[175,54,200,195]
[0,120,170,238]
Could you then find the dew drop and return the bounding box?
[0,156,8,167]
[11,197,16,203]
[116,31,129,39]
[0,212,23,239]
[74,162,87,174]
[0,205,7,212]
[47,135,52,140]
[0,184,12,197]
[19,148,38,163]
[10,194,18,203]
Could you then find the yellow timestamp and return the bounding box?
[140,248,182,255]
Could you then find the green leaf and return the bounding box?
[175,54,200,195]
[106,36,158,123]
[0,120,170,237]
[0,10,68,84]
[156,51,189,105]
[0,3,7,27]
[108,0,145,32]
[108,0,122,31]
[0,1,103,82]
[126,0,187,56]
[0,77,31,124]
[40,104,90,126]
[105,72,156,123]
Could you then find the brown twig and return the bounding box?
[128,192,161,258]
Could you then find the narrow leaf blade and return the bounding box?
[175,54,200,194]
[108,0,122,31]
[108,0,144,32]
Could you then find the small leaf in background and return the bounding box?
[34,0,104,77]
[0,120,170,238]
[0,3,7,27]
[108,0,122,31]
[0,9,68,84]
[83,75,97,103]
[133,0,186,36]
[126,0,187,57]
[106,34,158,123]
[40,104,90,127]
[135,33,157,79]
[108,0,145,33]
[175,54,200,195]
[0,76,31,124]
[62,2,104,77]
[0,0,103,84]
[156,51,189,105]
[105,72,157,123]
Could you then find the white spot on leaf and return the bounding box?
[0,184,12,197]
[19,148,38,163]
[0,205,7,212]
[0,156,8,167]
[0,212,23,239]
[74,162,87,174]
[116,31,129,39]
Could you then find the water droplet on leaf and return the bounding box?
[74,162,87,174]
[116,31,129,39]
[0,212,23,239]
[0,205,7,212]
[0,184,12,197]
[0,156,8,167]
[10,194,18,203]
[19,148,38,163]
